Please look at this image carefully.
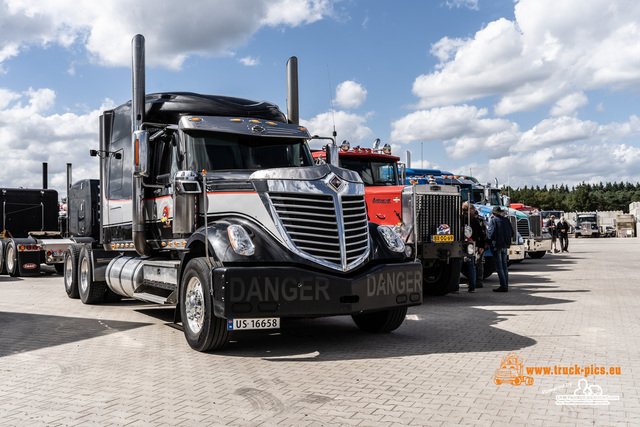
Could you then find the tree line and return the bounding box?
[504,182,640,213]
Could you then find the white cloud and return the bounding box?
[445,0,479,11]
[390,105,519,158]
[301,110,374,149]
[239,56,260,66]
[413,0,640,115]
[334,81,367,110]
[0,88,113,191]
[0,0,336,69]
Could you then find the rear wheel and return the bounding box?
[0,241,6,275]
[180,257,229,352]
[422,259,461,296]
[78,246,106,304]
[64,245,81,299]
[352,307,408,333]
[6,241,20,277]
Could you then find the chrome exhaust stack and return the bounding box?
[286,56,299,125]
[131,34,151,256]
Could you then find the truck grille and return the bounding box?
[415,194,460,242]
[517,218,530,238]
[509,215,517,243]
[529,214,542,238]
[268,192,369,270]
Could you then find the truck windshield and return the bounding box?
[339,158,398,186]
[184,131,313,171]
[578,215,597,223]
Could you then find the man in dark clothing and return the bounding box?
[474,212,488,288]
[487,206,513,292]
[454,202,485,293]
[557,216,570,252]
[545,215,559,253]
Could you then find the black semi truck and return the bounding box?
[63,35,422,352]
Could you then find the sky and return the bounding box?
[1,0,640,195]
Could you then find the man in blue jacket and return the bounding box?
[487,206,513,292]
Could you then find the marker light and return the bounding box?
[340,140,350,151]
[228,224,255,256]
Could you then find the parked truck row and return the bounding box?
[5,34,617,353]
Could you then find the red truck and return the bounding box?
[313,142,474,296]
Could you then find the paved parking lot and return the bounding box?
[1,238,639,426]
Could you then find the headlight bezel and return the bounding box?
[378,225,406,253]
[227,224,255,256]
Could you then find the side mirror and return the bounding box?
[133,130,149,177]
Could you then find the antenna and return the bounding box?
[327,65,337,139]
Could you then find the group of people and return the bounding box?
[547,215,570,252]
[454,202,512,294]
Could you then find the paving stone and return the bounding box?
[0,238,638,425]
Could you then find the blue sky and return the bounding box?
[1,0,640,194]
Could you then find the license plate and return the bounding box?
[432,235,454,242]
[227,318,280,331]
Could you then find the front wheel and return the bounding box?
[528,251,546,259]
[422,259,461,296]
[180,257,229,352]
[352,307,408,333]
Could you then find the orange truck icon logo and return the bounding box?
[494,352,534,386]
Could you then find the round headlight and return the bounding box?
[227,224,255,256]
[467,244,475,255]
[464,225,473,238]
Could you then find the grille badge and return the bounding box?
[328,175,343,192]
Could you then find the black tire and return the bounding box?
[180,257,229,352]
[78,246,106,304]
[6,240,20,277]
[352,307,408,333]
[64,245,81,299]
[104,288,123,303]
[0,241,6,275]
[483,256,495,279]
[423,259,461,296]
[528,251,546,259]
[54,263,64,274]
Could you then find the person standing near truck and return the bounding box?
[454,202,484,293]
[557,216,570,252]
[546,215,559,253]
[488,206,513,293]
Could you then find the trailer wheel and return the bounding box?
[6,240,20,277]
[180,257,229,352]
[352,307,408,333]
[64,245,81,299]
[78,246,106,304]
[423,259,460,296]
[528,251,546,259]
[0,241,6,275]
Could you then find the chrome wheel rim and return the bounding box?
[64,256,73,288]
[79,257,89,294]
[185,277,204,334]
[6,246,15,272]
